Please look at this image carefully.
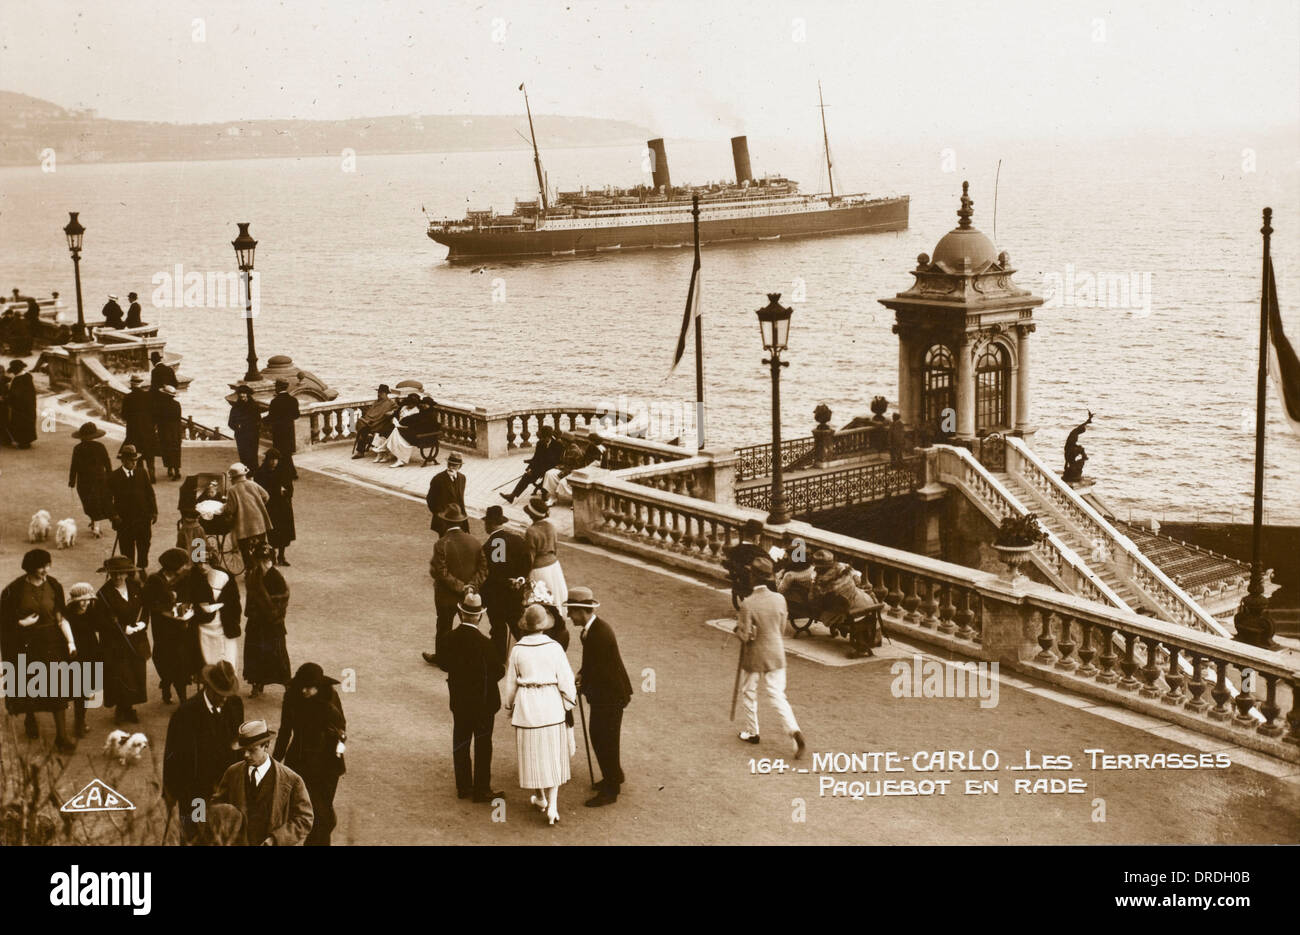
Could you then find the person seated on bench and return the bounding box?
[775,531,816,607]
[371,393,420,462]
[352,383,396,459]
[500,424,567,504]
[540,434,605,505]
[381,395,440,468]
[810,549,881,658]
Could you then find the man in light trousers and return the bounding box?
[735,555,806,758]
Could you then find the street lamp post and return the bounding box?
[756,293,794,525]
[231,222,260,382]
[62,212,86,342]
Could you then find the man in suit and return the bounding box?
[351,384,394,458]
[426,451,467,535]
[734,556,806,759]
[500,424,566,504]
[108,444,157,572]
[480,505,529,659]
[442,592,505,802]
[101,293,125,329]
[121,374,156,482]
[725,518,768,608]
[149,351,178,391]
[265,380,300,476]
[163,661,246,843]
[213,719,314,845]
[571,587,632,807]
[424,506,486,669]
[124,291,144,328]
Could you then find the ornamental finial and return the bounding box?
[957,180,973,229]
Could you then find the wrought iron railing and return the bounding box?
[735,435,816,482]
[735,456,924,515]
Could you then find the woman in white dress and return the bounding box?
[503,604,577,826]
[371,394,420,463]
[523,494,567,609]
[185,536,241,668]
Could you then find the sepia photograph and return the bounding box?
[0,0,1297,906]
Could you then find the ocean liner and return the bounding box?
[426,85,909,260]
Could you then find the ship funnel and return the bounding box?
[647,138,671,190]
[731,136,753,184]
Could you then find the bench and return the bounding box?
[413,431,440,466]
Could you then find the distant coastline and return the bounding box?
[0,89,650,168]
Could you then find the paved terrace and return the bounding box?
[2,411,1298,844]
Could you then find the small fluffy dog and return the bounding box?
[55,518,78,549]
[103,730,149,765]
[28,510,52,543]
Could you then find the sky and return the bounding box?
[1,0,1298,142]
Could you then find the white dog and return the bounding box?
[55,518,78,549]
[28,510,51,543]
[103,730,150,765]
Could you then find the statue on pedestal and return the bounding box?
[1062,410,1094,482]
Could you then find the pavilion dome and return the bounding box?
[931,181,998,274]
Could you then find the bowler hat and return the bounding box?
[483,505,507,528]
[158,548,189,572]
[128,292,138,300]
[231,718,276,750]
[566,587,599,609]
[72,421,105,440]
[741,519,764,540]
[446,451,463,466]
[97,554,138,575]
[458,591,484,616]
[150,351,162,363]
[200,661,240,698]
[290,662,339,691]
[117,444,139,459]
[7,359,27,374]
[275,379,290,391]
[438,504,469,525]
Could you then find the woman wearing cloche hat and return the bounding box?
[96,554,148,724]
[274,662,347,845]
[68,422,113,537]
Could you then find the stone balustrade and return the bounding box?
[1004,437,1229,637]
[567,466,1300,760]
[612,447,737,505]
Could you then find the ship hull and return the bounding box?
[429,196,909,260]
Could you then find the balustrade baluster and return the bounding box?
[1138,637,1163,698]
[1286,676,1300,746]
[1076,620,1098,676]
[885,572,904,617]
[1035,612,1056,664]
[902,574,921,623]
[1232,670,1258,729]
[1118,633,1141,691]
[1055,616,1077,670]
[1185,654,1208,712]
[1207,660,1232,721]
[1161,646,1184,705]
[1257,675,1283,737]
[1095,626,1119,683]
[954,589,975,639]
[937,583,957,634]
[920,579,940,629]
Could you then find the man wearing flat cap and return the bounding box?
[109,444,157,572]
[572,587,632,807]
[425,505,486,669]
[163,660,246,843]
[352,384,395,459]
[734,555,806,758]
[426,451,468,535]
[213,719,314,846]
[442,591,505,803]
[265,379,300,477]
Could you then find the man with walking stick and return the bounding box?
[571,586,631,807]
[733,556,806,758]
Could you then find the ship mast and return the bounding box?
[520,82,549,212]
[818,80,835,199]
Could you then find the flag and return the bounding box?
[1266,257,1300,435]
[672,262,701,371]
[518,83,525,91]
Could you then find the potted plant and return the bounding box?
[993,512,1047,581]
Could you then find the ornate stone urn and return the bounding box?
[993,513,1047,583]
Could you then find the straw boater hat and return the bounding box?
[524,494,550,520]
[458,591,484,617]
[231,718,276,750]
[446,451,462,467]
[97,555,138,575]
[72,421,105,440]
[438,504,469,526]
[158,384,177,396]
[566,586,599,610]
[107,294,118,300]
[201,661,241,698]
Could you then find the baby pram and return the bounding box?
[176,472,244,574]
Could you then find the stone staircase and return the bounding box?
[995,471,1149,613]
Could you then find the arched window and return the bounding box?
[922,345,955,430]
[976,343,1010,431]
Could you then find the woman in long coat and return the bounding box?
[227,384,261,468]
[154,385,183,480]
[223,463,273,570]
[145,548,199,704]
[184,539,241,669]
[273,662,346,845]
[63,582,104,737]
[243,544,291,696]
[6,359,36,448]
[95,554,149,724]
[1,550,76,751]
[68,421,113,537]
[254,448,296,566]
[503,604,577,826]
[524,493,568,610]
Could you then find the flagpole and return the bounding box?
[1235,206,1276,649]
[692,194,706,450]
